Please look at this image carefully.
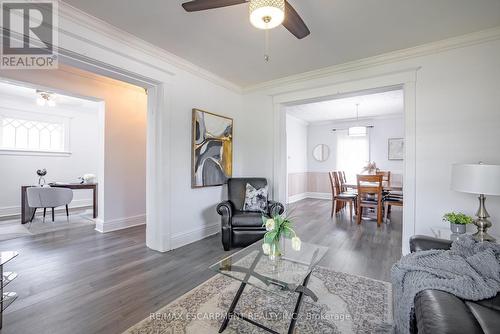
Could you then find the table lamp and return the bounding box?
[451,163,500,242]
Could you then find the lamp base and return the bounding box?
[472,230,496,242]
[473,194,496,242]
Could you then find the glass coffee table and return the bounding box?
[210,239,328,334]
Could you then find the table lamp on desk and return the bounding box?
[451,163,500,242]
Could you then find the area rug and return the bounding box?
[124,267,393,334]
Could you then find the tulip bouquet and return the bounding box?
[261,214,301,260]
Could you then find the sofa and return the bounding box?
[217,178,284,251]
[410,235,500,334]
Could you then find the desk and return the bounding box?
[21,183,98,224]
[345,181,403,192]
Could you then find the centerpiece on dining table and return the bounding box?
[261,214,301,261]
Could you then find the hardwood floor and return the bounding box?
[0,198,401,334]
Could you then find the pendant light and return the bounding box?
[348,103,367,137]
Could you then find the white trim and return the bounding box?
[58,2,241,94]
[245,26,500,93]
[94,214,146,233]
[305,192,332,200]
[288,192,333,203]
[274,69,417,255]
[287,193,308,204]
[0,148,71,156]
[0,199,92,218]
[170,222,220,250]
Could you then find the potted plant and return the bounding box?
[442,212,473,234]
[362,161,377,174]
[261,214,301,261]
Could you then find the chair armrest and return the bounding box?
[217,201,233,218]
[409,235,452,253]
[268,200,285,217]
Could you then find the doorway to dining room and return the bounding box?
[284,86,405,256]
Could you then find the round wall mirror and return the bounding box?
[312,144,330,162]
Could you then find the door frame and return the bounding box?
[57,49,173,252]
[271,68,419,254]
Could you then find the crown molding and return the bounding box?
[58,2,243,93]
[243,25,500,93]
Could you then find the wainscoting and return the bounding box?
[288,172,331,203]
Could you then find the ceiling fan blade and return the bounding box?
[182,0,247,12]
[282,1,310,39]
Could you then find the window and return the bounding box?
[0,110,70,155]
[336,130,370,183]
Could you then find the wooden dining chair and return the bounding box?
[329,171,357,221]
[356,174,384,226]
[376,170,391,183]
[384,193,403,222]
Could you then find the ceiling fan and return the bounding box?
[181,0,310,39]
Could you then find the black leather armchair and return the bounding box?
[409,235,500,334]
[217,178,284,251]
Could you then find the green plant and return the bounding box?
[261,214,301,255]
[442,212,473,225]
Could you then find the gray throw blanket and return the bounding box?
[391,235,500,333]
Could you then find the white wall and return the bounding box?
[242,33,500,244]
[0,66,148,231]
[167,70,243,248]
[0,96,99,217]
[286,115,308,174]
[307,116,404,175]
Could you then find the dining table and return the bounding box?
[345,181,403,192]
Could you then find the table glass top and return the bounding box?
[210,239,328,299]
[0,251,18,266]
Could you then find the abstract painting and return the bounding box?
[388,138,404,160]
[192,109,233,188]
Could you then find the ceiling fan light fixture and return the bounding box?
[249,0,285,30]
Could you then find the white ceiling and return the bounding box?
[286,89,404,123]
[62,0,500,87]
[0,81,99,110]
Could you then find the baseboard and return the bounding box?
[95,214,146,233]
[305,192,332,200]
[288,193,308,204]
[0,199,93,219]
[170,222,220,249]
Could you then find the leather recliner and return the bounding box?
[409,235,500,334]
[217,178,284,251]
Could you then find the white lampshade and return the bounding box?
[348,126,367,137]
[451,163,500,196]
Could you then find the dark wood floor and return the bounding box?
[0,198,401,334]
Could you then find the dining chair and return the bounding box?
[376,170,391,183]
[26,187,74,225]
[384,193,403,222]
[329,171,357,221]
[356,174,384,226]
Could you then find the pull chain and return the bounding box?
[264,30,270,62]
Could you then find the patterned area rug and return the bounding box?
[125,267,393,334]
